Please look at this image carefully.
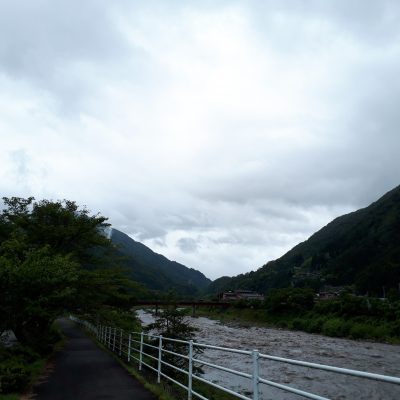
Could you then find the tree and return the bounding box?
[146,306,202,378]
[264,287,315,314]
[1,197,112,265]
[1,247,79,351]
[0,197,136,352]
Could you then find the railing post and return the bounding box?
[119,329,123,356]
[113,327,117,352]
[188,340,193,400]
[107,327,111,347]
[128,333,132,362]
[252,350,259,400]
[157,335,163,383]
[139,332,144,371]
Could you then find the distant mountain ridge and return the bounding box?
[209,185,400,296]
[110,228,211,296]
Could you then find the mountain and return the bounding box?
[208,185,400,297]
[110,228,211,296]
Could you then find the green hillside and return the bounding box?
[110,228,211,297]
[209,185,400,296]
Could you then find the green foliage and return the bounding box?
[85,307,142,333]
[0,344,45,394]
[348,323,371,340]
[0,359,30,394]
[198,293,400,343]
[146,307,202,378]
[0,197,138,353]
[1,197,111,265]
[0,247,78,352]
[321,318,350,337]
[264,287,315,314]
[0,196,151,395]
[0,394,19,400]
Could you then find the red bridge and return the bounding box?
[134,300,229,316]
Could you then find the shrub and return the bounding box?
[0,344,43,394]
[388,320,400,338]
[290,318,306,331]
[370,324,388,340]
[322,318,350,337]
[0,359,31,394]
[349,323,370,340]
[304,317,326,333]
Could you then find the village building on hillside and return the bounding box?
[222,290,264,301]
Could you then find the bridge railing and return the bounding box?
[70,316,400,400]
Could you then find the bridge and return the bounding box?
[134,300,230,316]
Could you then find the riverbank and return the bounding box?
[138,309,400,400]
[192,306,400,344]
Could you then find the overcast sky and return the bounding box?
[1,1,400,280]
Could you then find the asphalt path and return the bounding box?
[31,318,157,400]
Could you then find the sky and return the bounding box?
[1,1,400,280]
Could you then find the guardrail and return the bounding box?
[70,316,400,400]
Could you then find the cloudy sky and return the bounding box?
[1,1,400,280]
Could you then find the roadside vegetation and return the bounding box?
[0,197,140,395]
[199,288,400,344]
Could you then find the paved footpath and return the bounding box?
[31,318,157,400]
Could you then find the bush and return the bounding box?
[3,345,39,364]
[85,307,141,333]
[388,320,400,338]
[265,288,314,314]
[349,323,370,340]
[0,345,41,394]
[0,359,31,394]
[322,318,350,337]
[304,317,326,333]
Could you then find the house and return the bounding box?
[222,290,264,301]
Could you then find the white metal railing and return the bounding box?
[70,316,400,400]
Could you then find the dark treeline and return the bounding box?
[220,287,400,342]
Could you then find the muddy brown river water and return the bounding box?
[137,310,400,400]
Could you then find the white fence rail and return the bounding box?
[70,316,400,400]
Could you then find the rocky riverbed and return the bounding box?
[137,310,400,399]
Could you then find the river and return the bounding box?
[137,310,400,400]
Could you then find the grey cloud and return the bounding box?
[176,237,198,253]
[252,0,400,49]
[1,0,400,279]
[0,1,127,75]
[0,0,134,114]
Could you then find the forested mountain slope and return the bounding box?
[110,228,210,296]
